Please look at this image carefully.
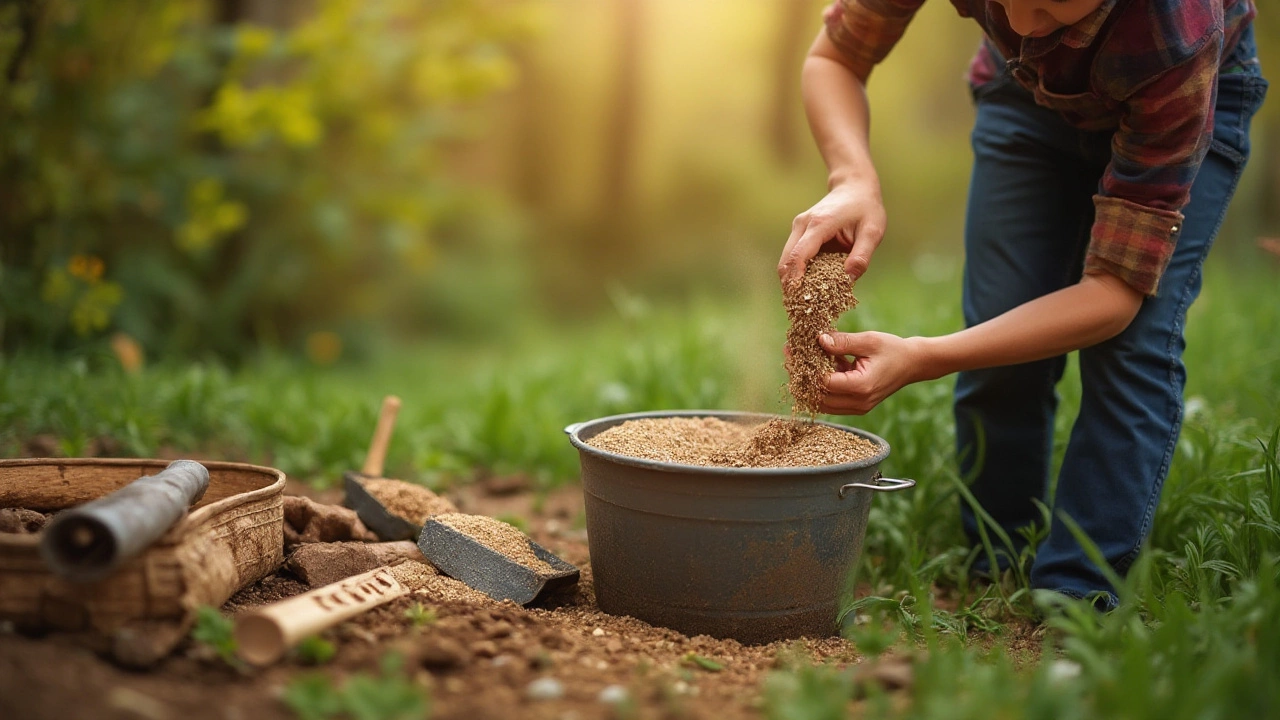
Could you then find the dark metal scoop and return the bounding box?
[417,518,579,606]
[343,472,420,541]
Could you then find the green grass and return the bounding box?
[0,289,747,489]
[4,259,1280,718]
[283,653,428,720]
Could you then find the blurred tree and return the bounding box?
[768,0,816,167]
[0,0,534,359]
[600,0,643,219]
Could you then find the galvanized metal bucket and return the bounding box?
[565,410,913,644]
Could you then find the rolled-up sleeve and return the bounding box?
[823,0,927,81]
[1085,33,1222,296]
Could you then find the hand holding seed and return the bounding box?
[778,181,886,286]
[782,253,858,415]
[817,331,927,415]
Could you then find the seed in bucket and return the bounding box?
[784,251,857,415]
[434,513,557,574]
[361,478,457,524]
[585,416,879,468]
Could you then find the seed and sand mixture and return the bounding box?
[783,251,858,415]
[362,477,458,523]
[585,416,881,468]
[581,252,872,470]
[435,512,559,574]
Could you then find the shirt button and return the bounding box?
[1171,225,1180,234]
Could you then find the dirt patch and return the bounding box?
[362,478,458,524]
[585,416,880,468]
[0,508,50,534]
[783,251,857,415]
[0,484,872,720]
[222,573,312,613]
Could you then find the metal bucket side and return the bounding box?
[569,411,891,644]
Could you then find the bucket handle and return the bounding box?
[839,475,915,498]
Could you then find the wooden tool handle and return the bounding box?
[361,395,401,477]
[234,566,408,666]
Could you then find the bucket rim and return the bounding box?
[565,409,890,475]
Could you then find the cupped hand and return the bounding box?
[816,331,928,415]
[777,180,886,287]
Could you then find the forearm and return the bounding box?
[911,273,1144,380]
[801,33,877,190]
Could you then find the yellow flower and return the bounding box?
[305,331,343,365]
[110,333,145,374]
[86,256,104,282]
[236,25,275,59]
[68,254,104,281]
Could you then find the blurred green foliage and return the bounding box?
[283,653,428,720]
[1,0,533,359]
[1,0,1274,364]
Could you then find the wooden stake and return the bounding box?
[361,395,401,478]
[234,566,408,666]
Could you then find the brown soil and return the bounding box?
[0,507,50,534]
[363,478,458,524]
[0,484,881,720]
[286,541,428,587]
[586,416,881,468]
[282,495,378,546]
[783,251,857,415]
[434,512,558,574]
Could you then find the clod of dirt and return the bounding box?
[784,251,857,415]
[361,478,458,524]
[282,495,378,547]
[419,636,469,669]
[852,656,915,696]
[435,513,558,574]
[585,416,880,468]
[285,541,429,588]
[0,508,50,534]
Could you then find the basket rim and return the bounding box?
[0,457,286,543]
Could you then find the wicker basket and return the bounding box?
[0,458,285,665]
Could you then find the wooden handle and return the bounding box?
[361,395,401,477]
[234,566,408,666]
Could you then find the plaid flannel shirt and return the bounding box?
[824,0,1258,295]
